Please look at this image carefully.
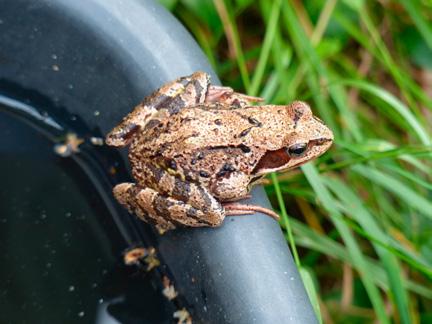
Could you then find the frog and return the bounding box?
[106,71,333,231]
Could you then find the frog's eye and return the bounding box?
[287,143,308,157]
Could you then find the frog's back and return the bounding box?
[130,104,298,161]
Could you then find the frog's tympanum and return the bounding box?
[106,72,333,231]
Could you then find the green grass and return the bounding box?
[160,0,432,322]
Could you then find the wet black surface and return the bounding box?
[0,102,174,323]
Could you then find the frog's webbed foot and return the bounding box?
[113,181,224,230]
[206,85,263,107]
[223,203,280,221]
[106,72,211,147]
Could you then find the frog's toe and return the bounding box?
[113,183,134,207]
[106,122,141,147]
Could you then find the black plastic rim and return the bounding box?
[0,0,317,323]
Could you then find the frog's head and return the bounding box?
[252,101,333,176]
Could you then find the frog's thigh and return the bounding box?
[139,164,225,225]
[113,182,175,230]
[114,183,223,228]
[211,171,251,201]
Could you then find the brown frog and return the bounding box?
[106,72,333,231]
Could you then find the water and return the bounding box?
[0,94,174,323]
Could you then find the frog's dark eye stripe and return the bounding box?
[287,143,308,157]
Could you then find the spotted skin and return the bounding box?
[113,183,222,231]
[114,161,225,229]
[106,72,334,230]
[105,72,260,147]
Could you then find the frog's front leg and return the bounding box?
[106,72,210,147]
[113,182,225,230]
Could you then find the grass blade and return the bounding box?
[398,0,432,50]
[302,163,390,324]
[340,79,431,145]
[325,178,412,324]
[353,165,432,220]
[249,0,282,97]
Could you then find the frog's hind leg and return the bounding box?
[113,181,225,230]
[106,72,211,147]
[113,183,176,231]
[206,85,263,107]
[134,162,225,225]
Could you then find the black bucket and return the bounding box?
[0,1,316,323]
